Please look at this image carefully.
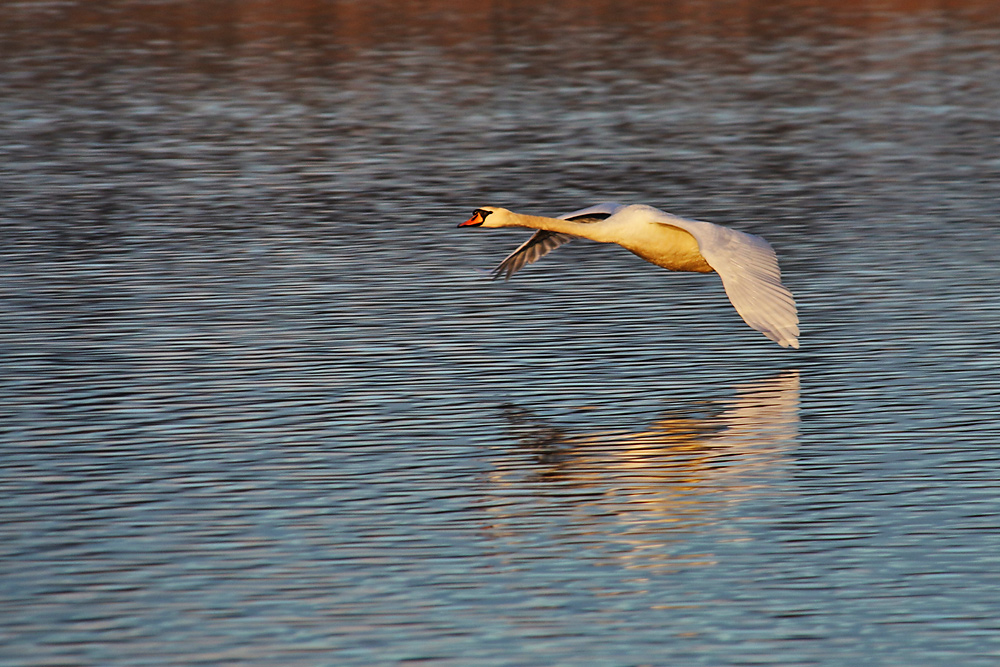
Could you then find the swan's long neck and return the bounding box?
[500,212,609,242]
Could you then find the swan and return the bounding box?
[458,203,799,348]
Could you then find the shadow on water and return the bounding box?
[500,371,799,483]
[476,372,800,572]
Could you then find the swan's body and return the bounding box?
[459,203,799,348]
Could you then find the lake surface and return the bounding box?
[2,1,1000,664]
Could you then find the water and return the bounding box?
[2,1,1000,664]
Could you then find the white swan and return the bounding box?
[459,203,799,348]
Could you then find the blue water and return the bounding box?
[2,1,1000,665]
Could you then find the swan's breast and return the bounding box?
[618,223,714,273]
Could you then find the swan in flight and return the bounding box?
[458,203,799,348]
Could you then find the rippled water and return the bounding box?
[3,1,1000,665]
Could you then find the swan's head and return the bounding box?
[458,207,510,229]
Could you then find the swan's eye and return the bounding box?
[473,208,492,220]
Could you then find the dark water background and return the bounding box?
[2,1,1000,664]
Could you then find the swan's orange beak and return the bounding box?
[458,211,485,227]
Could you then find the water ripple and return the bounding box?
[3,2,1000,665]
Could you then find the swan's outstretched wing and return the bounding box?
[559,202,628,219]
[644,207,800,348]
[490,203,626,280]
[490,230,576,280]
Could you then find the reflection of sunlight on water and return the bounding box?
[483,372,799,571]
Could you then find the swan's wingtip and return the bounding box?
[473,266,511,281]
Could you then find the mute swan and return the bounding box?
[458,203,799,348]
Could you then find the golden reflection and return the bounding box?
[483,371,800,570]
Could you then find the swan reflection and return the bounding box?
[483,372,800,570]
[502,371,798,477]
